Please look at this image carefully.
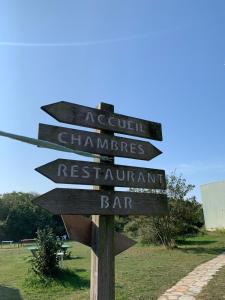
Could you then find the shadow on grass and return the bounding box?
[25,268,90,291]
[68,256,84,260]
[73,268,87,272]
[178,245,225,256]
[0,285,23,300]
[177,240,217,246]
[53,268,90,289]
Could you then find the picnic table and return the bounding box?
[1,240,14,248]
[61,244,71,254]
[19,239,36,246]
[57,251,64,267]
[26,246,38,257]
[27,243,72,259]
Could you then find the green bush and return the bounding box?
[125,173,204,248]
[31,228,62,277]
[124,219,139,238]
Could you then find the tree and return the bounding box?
[125,173,204,248]
[0,192,64,241]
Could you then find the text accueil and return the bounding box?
[84,111,145,134]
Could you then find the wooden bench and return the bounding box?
[19,239,36,246]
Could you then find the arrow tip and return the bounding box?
[32,196,41,206]
[32,189,57,209]
[149,144,162,160]
[41,102,55,113]
[34,166,41,173]
[115,232,136,255]
[41,102,65,121]
[157,148,163,156]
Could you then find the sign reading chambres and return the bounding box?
[38,123,162,161]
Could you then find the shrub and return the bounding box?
[126,173,204,248]
[31,227,62,277]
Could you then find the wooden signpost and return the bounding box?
[41,101,162,140]
[35,188,168,215]
[35,159,166,189]
[34,101,167,300]
[38,123,162,161]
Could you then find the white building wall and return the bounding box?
[201,180,225,230]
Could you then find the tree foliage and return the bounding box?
[124,173,204,248]
[0,192,64,241]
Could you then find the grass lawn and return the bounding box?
[0,233,225,300]
[197,265,225,300]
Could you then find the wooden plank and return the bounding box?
[62,215,136,255]
[35,159,166,189]
[62,215,136,256]
[41,101,162,141]
[114,231,136,255]
[33,188,168,216]
[38,123,162,161]
[90,102,115,300]
[91,215,114,300]
[62,215,91,247]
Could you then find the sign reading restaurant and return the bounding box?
[36,159,166,189]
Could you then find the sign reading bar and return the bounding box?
[38,123,162,161]
[41,101,162,141]
[34,188,168,215]
[36,159,166,189]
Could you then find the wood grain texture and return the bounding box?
[38,123,162,161]
[61,215,91,246]
[33,188,168,216]
[91,102,115,300]
[91,214,114,300]
[41,101,162,141]
[35,159,166,189]
[61,215,136,256]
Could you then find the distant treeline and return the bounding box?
[0,192,64,241]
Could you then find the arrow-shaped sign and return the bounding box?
[42,101,162,141]
[62,215,136,255]
[38,124,162,161]
[34,188,168,216]
[35,159,166,189]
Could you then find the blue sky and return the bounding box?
[0,0,225,200]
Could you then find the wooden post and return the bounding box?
[90,103,115,300]
[36,100,166,299]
